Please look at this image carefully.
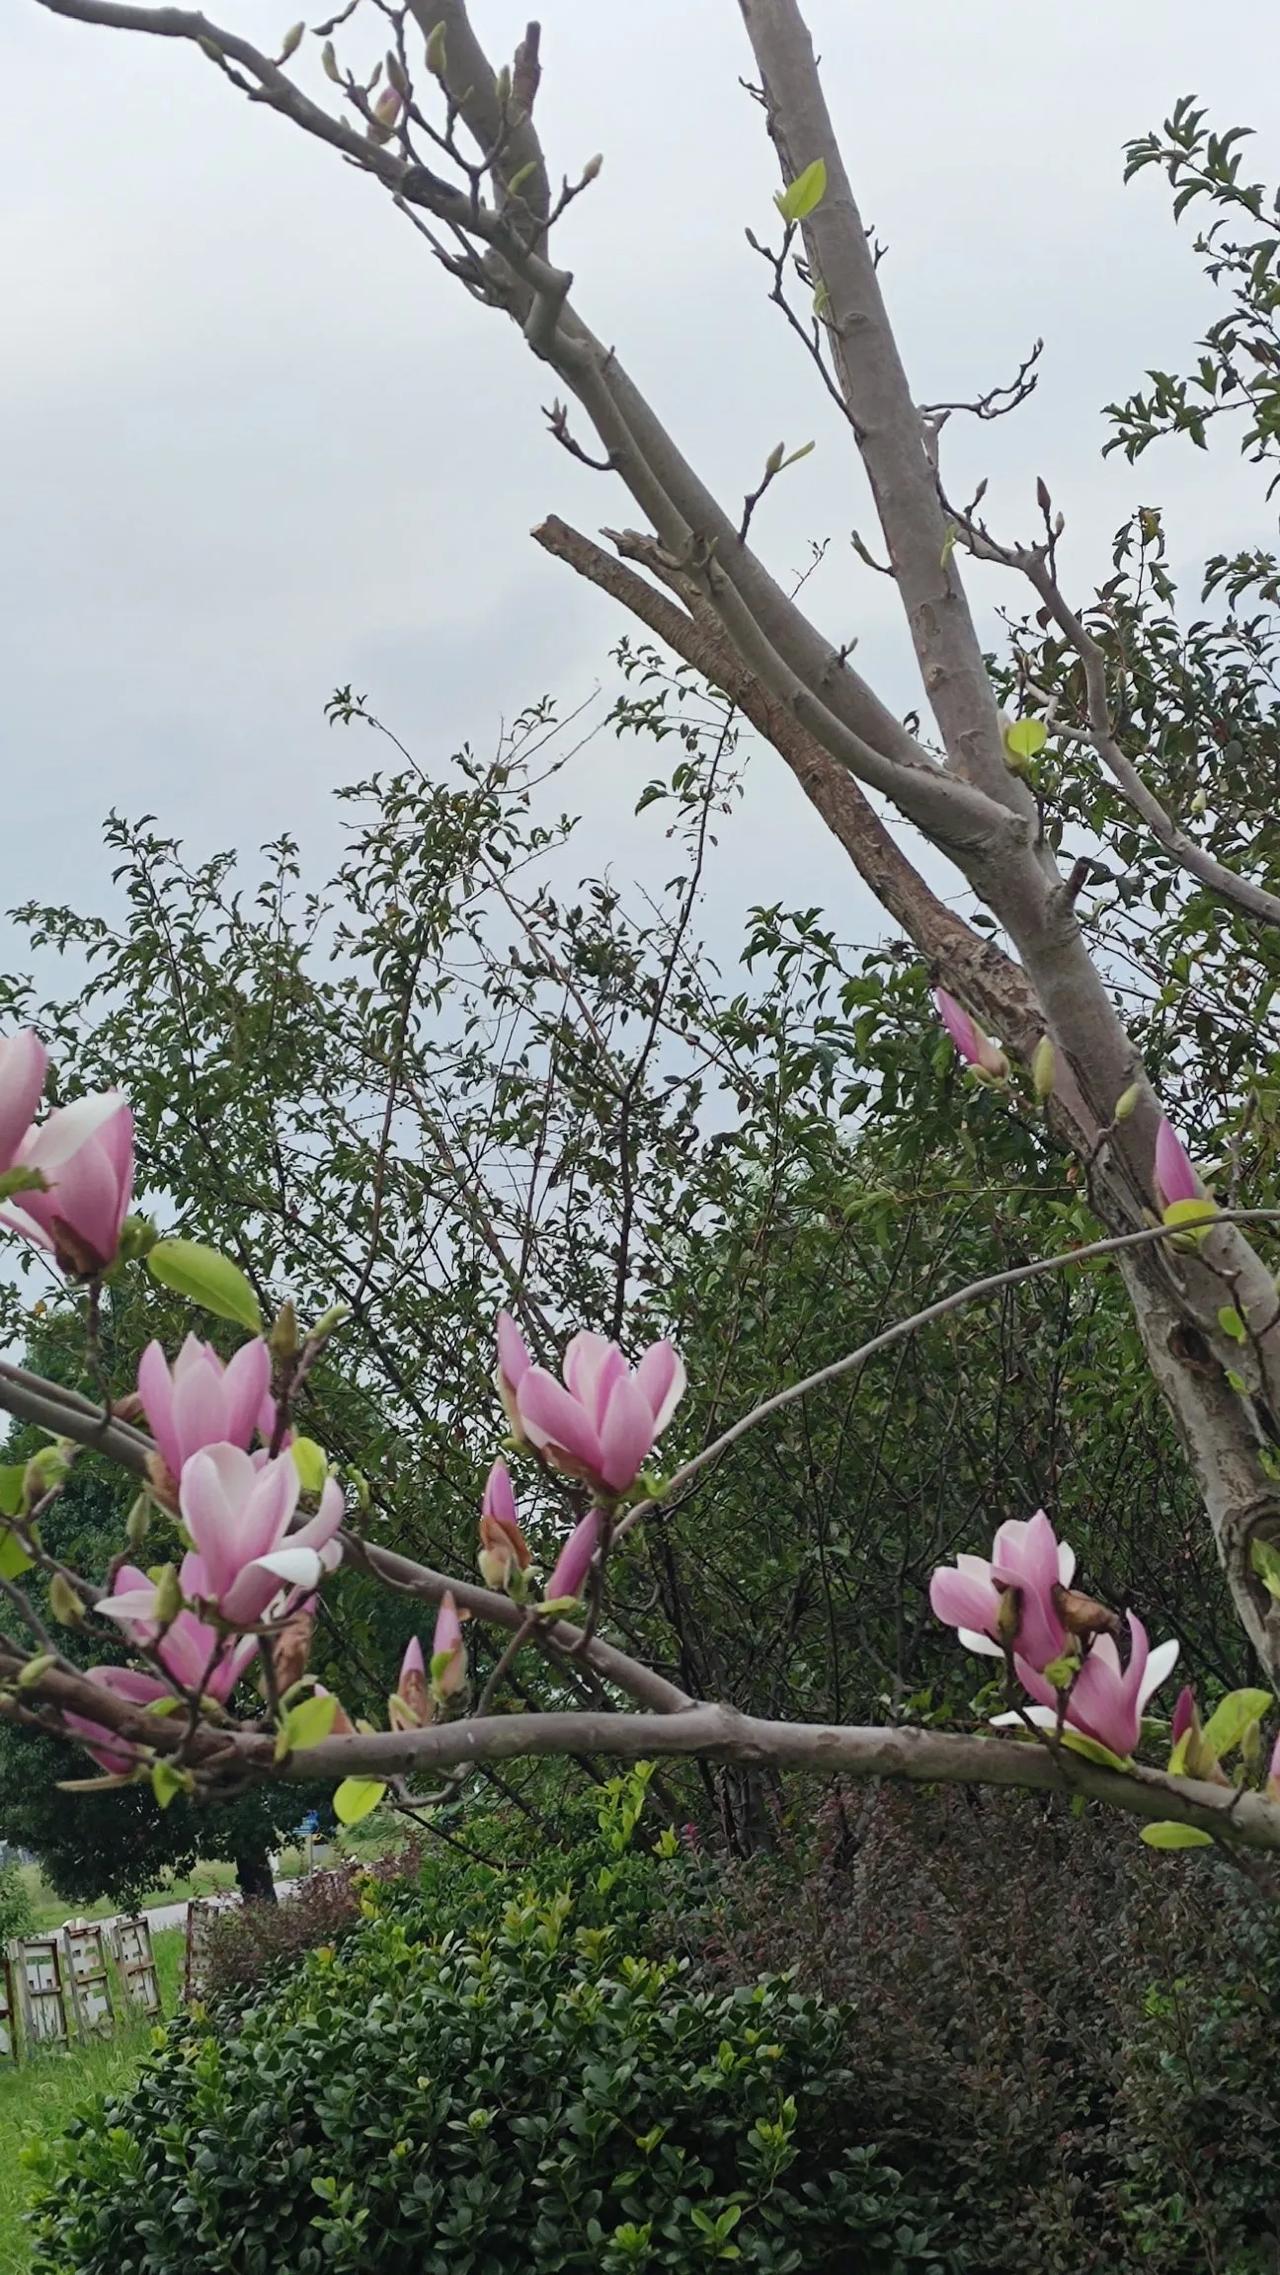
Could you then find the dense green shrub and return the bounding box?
[1113,1889,1280,2272]
[28,1850,957,2275]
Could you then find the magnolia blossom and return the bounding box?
[1008,1613,1179,1759]
[90,1551,261,1748]
[932,987,1008,1080]
[393,1634,431,1729]
[495,1312,533,1442]
[137,1335,271,1482]
[1153,1117,1204,1213]
[478,1457,531,1590]
[544,1508,603,1605]
[0,1030,47,1175]
[431,1591,466,1701]
[514,1329,685,1497]
[2,1093,134,1275]
[180,1445,343,1623]
[63,1665,173,1776]
[101,1449,342,1634]
[929,1509,1073,1673]
[1269,1733,1280,1803]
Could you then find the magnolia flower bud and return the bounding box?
[152,1564,183,1628]
[385,50,409,97]
[424,20,447,75]
[49,1573,84,1628]
[321,39,341,83]
[582,152,604,182]
[126,1494,151,1549]
[278,20,304,62]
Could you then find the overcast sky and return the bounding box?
[4,0,1280,984]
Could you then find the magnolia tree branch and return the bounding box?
[936,484,1280,932]
[532,515,1067,1095]
[277,1708,1280,1856]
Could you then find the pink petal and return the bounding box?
[930,1565,1000,1635]
[171,1363,234,1469]
[516,1368,601,1474]
[0,1031,47,1172]
[400,1635,425,1682]
[220,1339,272,1449]
[496,1311,531,1390]
[482,1458,518,1528]
[137,1341,180,1477]
[563,1333,629,1431]
[1154,1117,1201,1209]
[933,987,980,1065]
[597,1375,656,1493]
[546,1508,603,1602]
[634,1341,686,1435]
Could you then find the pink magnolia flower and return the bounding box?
[63,1665,171,1775]
[430,1591,466,1701]
[137,1335,271,1482]
[1269,1733,1280,1803]
[94,1555,260,1703]
[478,1456,531,1589]
[179,1445,343,1624]
[495,1312,534,1441]
[393,1633,431,1729]
[932,987,1008,1080]
[371,84,403,129]
[1153,1117,1204,1212]
[0,1031,47,1174]
[929,1509,1072,1672]
[1171,1684,1196,1747]
[514,1329,685,1497]
[1012,1613,1179,1759]
[3,1093,134,1275]
[544,1508,603,1605]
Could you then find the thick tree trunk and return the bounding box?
[233,1844,277,1904]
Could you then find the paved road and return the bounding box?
[75,1877,299,1940]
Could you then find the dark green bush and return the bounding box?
[28,1854,957,2275]
[668,1782,1280,2275]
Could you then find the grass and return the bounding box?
[0,1928,184,2274]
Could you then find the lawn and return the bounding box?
[0,1928,184,2274]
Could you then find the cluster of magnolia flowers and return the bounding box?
[62,1308,686,1778]
[930,1508,1280,1815]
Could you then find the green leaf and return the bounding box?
[774,157,827,223]
[0,1527,34,1582]
[147,1239,263,1332]
[1201,1687,1271,1762]
[1004,717,1048,761]
[1060,1729,1132,1770]
[291,1437,328,1494]
[781,440,816,469]
[275,1692,338,1761]
[334,1777,387,1827]
[1140,1821,1214,1849]
[1217,1305,1247,1342]
[0,1467,24,1520]
[1162,1197,1218,1233]
[150,1760,188,1811]
[1250,1536,1280,1600]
